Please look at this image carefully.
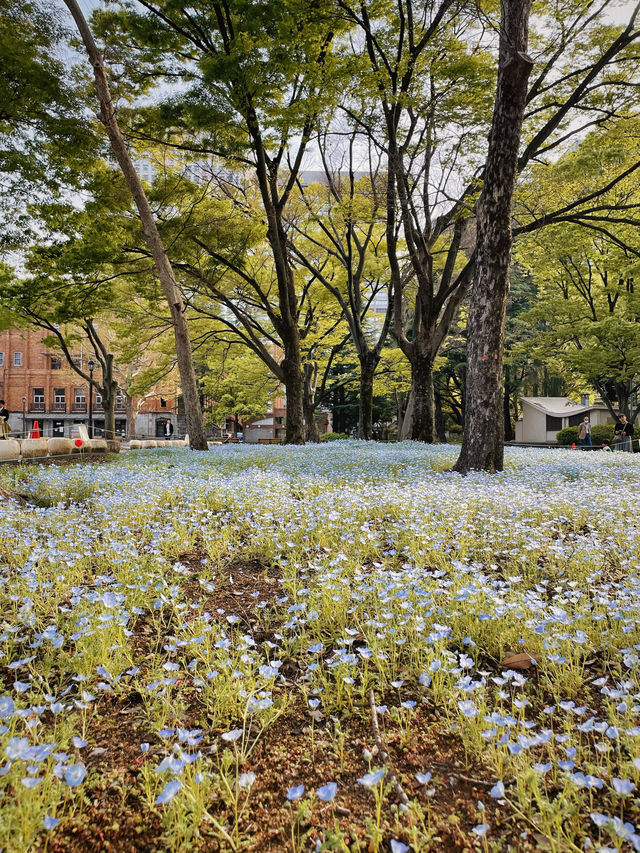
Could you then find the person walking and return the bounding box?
[0,401,9,439]
[578,415,592,450]
[614,414,634,452]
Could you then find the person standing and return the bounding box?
[0,401,9,439]
[578,415,592,450]
[164,420,174,440]
[614,414,634,452]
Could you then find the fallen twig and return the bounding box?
[368,688,409,806]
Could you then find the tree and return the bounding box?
[91,0,348,444]
[61,0,208,450]
[517,224,640,423]
[288,139,394,439]
[340,0,640,454]
[201,344,280,433]
[454,0,534,473]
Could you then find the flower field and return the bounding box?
[1,442,640,852]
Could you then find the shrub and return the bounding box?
[320,432,349,442]
[591,423,614,445]
[556,426,579,445]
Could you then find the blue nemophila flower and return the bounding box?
[221,729,243,742]
[21,776,42,788]
[316,782,338,802]
[64,764,87,787]
[0,696,14,718]
[238,772,256,789]
[357,769,386,787]
[72,737,88,749]
[490,781,505,799]
[472,824,490,837]
[156,779,182,805]
[415,772,432,785]
[286,784,305,801]
[612,777,635,795]
[390,841,410,853]
[43,816,59,830]
[140,743,150,752]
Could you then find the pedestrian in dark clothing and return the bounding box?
[0,401,9,439]
[614,414,634,452]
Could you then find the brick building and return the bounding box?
[0,329,179,439]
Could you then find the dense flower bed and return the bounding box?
[0,443,639,851]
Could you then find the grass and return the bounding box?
[0,442,639,852]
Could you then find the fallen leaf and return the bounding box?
[501,651,536,669]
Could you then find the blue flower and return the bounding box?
[286,784,305,801]
[612,777,635,796]
[415,772,432,785]
[490,781,505,799]
[43,816,59,830]
[472,824,490,836]
[0,696,14,718]
[221,729,243,742]
[316,782,338,802]
[357,769,386,787]
[156,779,182,805]
[390,841,410,853]
[64,764,87,787]
[72,737,88,749]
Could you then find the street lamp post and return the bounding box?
[22,396,26,438]
[88,359,95,439]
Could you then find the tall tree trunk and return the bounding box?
[434,390,447,442]
[63,0,208,451]
[303,362,320,443]
[411,354,436,443]
[124,393,135,439]
[282,343,306,444]
[503,384,514,441]
[358,351,379,440]
[454,0,534,473]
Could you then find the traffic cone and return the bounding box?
[571,442,576,450]
[31,421,40,439]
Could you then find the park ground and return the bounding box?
[0,443,639,852]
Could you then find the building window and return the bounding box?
[54,388,66,407]
[72,356,82,369]
[13,351,22,366]
[546,415,562,431]
[51,357,62,370]
[75,388,86,405]
[0,352,3,366]
[568,413,584,427]
[32,388,44,405]
[160,398,167,408]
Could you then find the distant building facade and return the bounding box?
[0,329,179,439]
[515,396,615,443]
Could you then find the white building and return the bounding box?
[515,396,615,443]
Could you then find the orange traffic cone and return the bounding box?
[31,421,40,438]
[571,442,576,450]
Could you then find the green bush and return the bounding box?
[556,423,615,446]
[591,423,614,445]
[556,426,579,445]
[320,432,349,442]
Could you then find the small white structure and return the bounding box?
[515,397,615,443]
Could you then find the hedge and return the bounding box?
[556,423,615,446]
[556,426,579,445]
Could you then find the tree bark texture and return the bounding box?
[411,354,436,443]
[358,352,379,440]
[454,0,534,473]
[303,362,320,443]
[434,390,447,443]
[62,0,208,451]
